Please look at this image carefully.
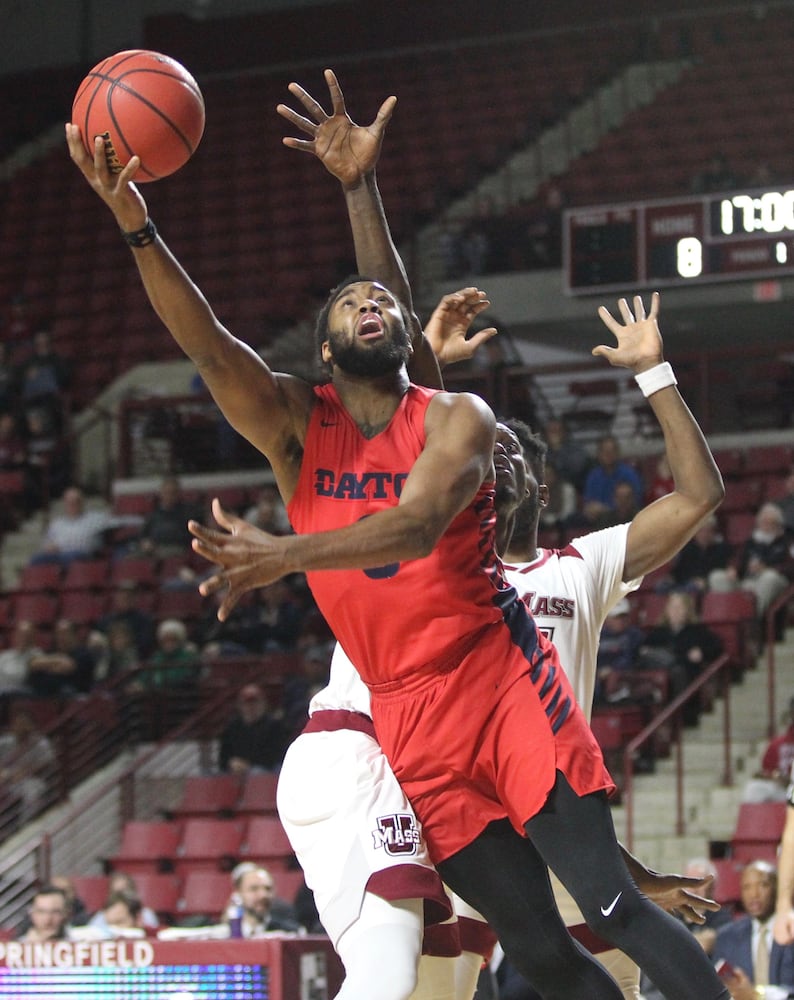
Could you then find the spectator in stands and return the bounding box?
[225,863,303,937]
[27,618,96,698]
[30,486,115,566]
[0,620,40,699]
[84,889,146,938]
[23,405,72,511]
[776,467,794,534]
[94,620,141,682]
[16,885,71,941]
[50,875,91,927]
[107,872,158,930]
[594,597,645,705]
[96,580,156,660]
[542,416,592,492]
[709,501,794,618]
[281,642,332,740]
[136,475,197,559]
[131,618,201,691]
[640,590,724,724]
[16,327,70,429]
[224,577,306,653]
[671,514,733,595]
[243,484,291,535]
[0,411,26,470]
[691,151,739,194]
[582,435,644,530]
[743,695,794,804]
[713,859,794,998]
[219,683,288,774]
[0,707,55,824]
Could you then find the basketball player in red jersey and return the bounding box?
[66,69,729,1000]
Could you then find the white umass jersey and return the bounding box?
[502,522,641,722]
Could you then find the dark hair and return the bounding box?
[103,889,142,919]
[35,885,67,902]
[313,274,412,376]
[501,416,547,479]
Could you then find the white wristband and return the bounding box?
[634,361,677,398]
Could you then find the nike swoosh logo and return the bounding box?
[600,892,622,917]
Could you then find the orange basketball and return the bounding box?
[71,49,205,182]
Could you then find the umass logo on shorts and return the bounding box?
[372,813,420,855]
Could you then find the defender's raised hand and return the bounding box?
[277,68,396,189]
[424,287,498,368]
[592,291,664,375]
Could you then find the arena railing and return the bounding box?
[0,656,271,932]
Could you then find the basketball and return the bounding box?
[71,49,205,183]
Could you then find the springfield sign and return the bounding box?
[0,938,155,968]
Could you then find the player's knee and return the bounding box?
[579,890,642,943]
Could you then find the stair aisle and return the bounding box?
[610,630,794,872]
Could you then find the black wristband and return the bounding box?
[121,218,157,248]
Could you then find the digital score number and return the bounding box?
[564,187,794,294]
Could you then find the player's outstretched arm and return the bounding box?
[190,392,495,620]
[65,124,311,484]
[593,292,724,582]
[277,69,442,387]
[621,847,720,923]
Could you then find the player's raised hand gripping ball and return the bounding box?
[71,49,205,182]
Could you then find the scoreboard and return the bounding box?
[564,186,794,294]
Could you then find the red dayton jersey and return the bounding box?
[288,383,612,861]
[288,382,516,687]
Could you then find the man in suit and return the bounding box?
[714,860,794,998]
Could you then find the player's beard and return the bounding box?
[327,320,411,377]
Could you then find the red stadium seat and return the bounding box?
[174,818,246,875]
[68,875,109,914]
[62,558,111,592]
[178,870,231,919]
[240,816,294,868]
[730,801,786,863]
[108,820,182,875]
[235,772,280,817]
[129,872,182,918]
[15,563,63,594]
[169,774,243,820]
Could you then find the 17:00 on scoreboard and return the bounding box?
[564,187,794,295]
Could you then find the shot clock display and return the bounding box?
[564,186,794,294]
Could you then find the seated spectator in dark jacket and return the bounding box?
[712,860,794,997]
[137,475,197,559]
[225,577,306,653]
[594,598,645,704]
[671,514,733,594]
[27,618,96,698]
[641,590,723,723]
[16,327,70,428]
[96,580,156,659]
[219,684,288,774]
